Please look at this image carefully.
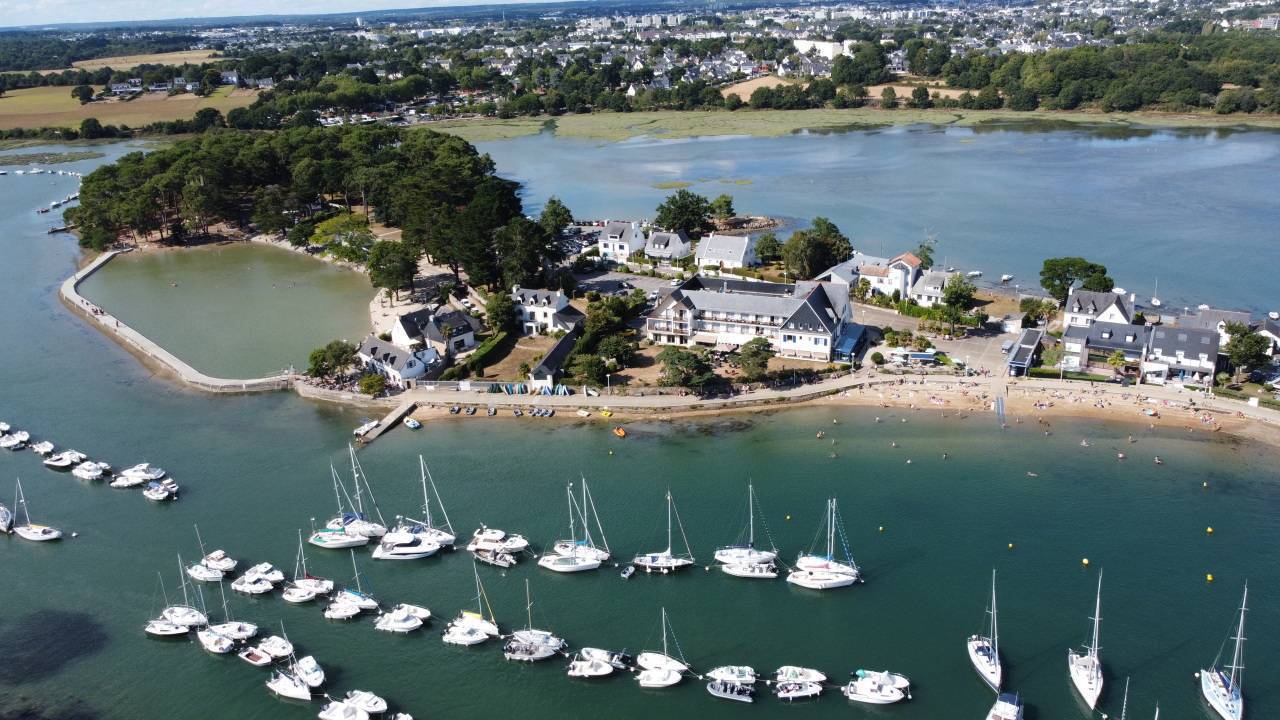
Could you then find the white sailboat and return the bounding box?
[323,447,387,538]
[502,579,566,662]
[632,490,695,574]
[1150,279,1162,308]
[310,466,370,549]
[284,530,334,603]
[1068,570,1105,709]
[538,481,603,573]
[207,580,258,641]
[968,569,1003,691]
[12,478,62,542]
[714,482,778,567]
[373,456,455,559]
[1200,583,1247,720]
[636,607,688,688]
[163,555,209,626]
[187,525,226,582]
[144,572,192,637]
[267,669,313,701]
[550,475,611,562]
[442,564,500,646]
[325,550,377,619]
[787,498,860,590]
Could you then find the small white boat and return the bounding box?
[353,420,379,437]
[1000,274,1014,283]
[324,601,363,620]
[567,653,615,678]
[1068,572,1105,709]
[776,666,827,683]
[986,693,1024,720]
[967,270,983,277]
[843,674,906,704]
[144,618,190,637]
[283,586,318,603]
[231,574,275,595]
[197,628,235,654]
[259,635,294,659]
[443,566,500,646]
[1200,584,1247,720]
[0,431,29,450]
[318,700,369,720]
[722,561,777,579]
[245,562,285,584]
[71,461,107,480]
[239,645,273,667]
[12,479,62,542]
[293,655,325,688]
[109,474,147,488]
[267,670,312,701]
[29,441,55,455]
[209,619,257,641]
[162,557,208,626]
[309,527,369,549]
[0,502,12,534]
[632,491,695,574]
[969,569,1003,691]
[143,480,179,502]
[345,690,387,715]
[637,667,683,688]
[120,463,166,481]
[706,665,757,685]
[714,483,777,566]
[471,547,517,568]
[466,525,529,553]
[402,417,421,430]
[43,450,85,469]
[635,608,687,688]
[1151,278,1162,308]
[776,680,824,701]
[202,549,238,573]
[707,679,755,703]
[375,605,426,633]
[187,563,225,582]
[502,580,566,662]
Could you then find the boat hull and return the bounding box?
[1068,650,1103,709]
[968,636,1003,691]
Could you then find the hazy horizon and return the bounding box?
[0,0,570,28]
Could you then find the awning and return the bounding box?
[713,342,739,353]
[691,332,718,345]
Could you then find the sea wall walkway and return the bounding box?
[60,250,294,394]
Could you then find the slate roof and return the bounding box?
[511,286,564,306]
[1178,308,1252,333]
[694,234,753,264]
[358,335,438,372]
[530,322,583,381]
[1067,290,1133,322]
[1067,321,1150,356]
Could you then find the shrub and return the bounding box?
[357,374,387,396]
[871,352,886,366]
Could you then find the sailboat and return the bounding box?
[310,466,371,549]
[1151,279,1162,308]
[538,481,603,573]
[12,478,62,542]
[325,550,378,619]
[324,446,387,538]
[284,530,334,603]
[968,569,1003,691]
[187,525,226,582]
[786,498,860,589]
[144,572,193,637]
[1200,583,1247,720]
[636,608,688,688]
[373,456,455,560]
[266,667,313,701]
[503,579,566,661]
[1118,677,1130,720]
[1068,570,1105,709]
[442,564,501,646]
[716,481,773,571]
[632,490,695,574]
[550,475,611,562]
[205,580,258,643]
[163,556,209,626]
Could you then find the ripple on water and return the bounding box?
[0,612,108,685]
[0,700,101,720]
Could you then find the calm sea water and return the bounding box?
[478,123,1280,315]
[1,144,1278,720]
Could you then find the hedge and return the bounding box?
[1027,367,1109,382]
[466,331,509,371]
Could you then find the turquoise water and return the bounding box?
[1,145,1278,720]
[77,242,373,378]
[478,123,1280,314]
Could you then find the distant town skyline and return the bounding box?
[1,0,567,28]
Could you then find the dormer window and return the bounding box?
[1101,330,1112,339]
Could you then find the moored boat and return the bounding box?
[968,569,1003,691]
[632,490,695,574]
[1200,583,1247,720]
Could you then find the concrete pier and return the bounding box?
[360,400,418,443]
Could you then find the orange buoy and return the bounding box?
[1206,527,1214,535]
[612,426,626,438]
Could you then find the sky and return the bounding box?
[0,0,561,28]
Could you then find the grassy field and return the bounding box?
[0,150,104,166]
[429,107,1280,144]
[35,50,223,74]
[0,85,258,130]
[719,75,801,98]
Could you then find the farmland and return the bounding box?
[0,85,258,130]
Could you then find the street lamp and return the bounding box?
[607,373,612,395]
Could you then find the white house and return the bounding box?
[693,233,757,270]
[909,269,954,308]
[598,221,646,262]
[356,335,439,389]
[391,308,480,357]
[644,230,692,261]
[1260,318,1280,358]
[815,251,922,299]
[1062,288,1134,328]
[1142,326,1218,386]
[510,285,584,335]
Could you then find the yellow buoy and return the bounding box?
[1206,527,1214,535]
[1008,543,1014,550]
[878,526,884,533]
[1207,573,1214,582]
[1082,558,1090,566]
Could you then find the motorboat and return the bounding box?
[238,645,273,667]
[776,666,827,684]
[292,655,325,688]
[202,549,238,573]
[285,530,334,602]
[853,668,911,692]
[843,674,906,704]
[344,690,387,715]
[1001,274,1014,283]
[502,580,566,662]
[244,562,285,584]
[388,603,431,621]
[637,667,683,688]
[714,483,777,566]
[776,681,823,701]
[71,461,107,480]
[144,618,190,637]
[443,566,500,646]
[259,635,294,659]
[579,647,630,669]
[471,547,517,568]
[197,628,235,654]
[231,574,275,595]
[318,700,369,720]
[968,569,1004,691]
[632,490,695,574]
[371,528,441,560]
[43,450,86,469]
[209,619,258,641]
[722,561,778,579]
[143,480,179,501]
[29,441,54,455]
[187,562,225,582]
[986,693,1025,720]
[120,463,166,481]
[467,525,529,553]
[375,605,425,633]
[706,666,757,685]
[707,679,755,703]
[1200,584,1247,720]
[267,670,313,701]
[353,420,379,437]
[567,653,615,678]
[402,417,421,429]
[788,499,861,589]
[12,479,62,542]
[1068,572,1105,709]
[0,431,29,450]
[309,527,369,549]
[546,476,611,564]
[324,601,363,620]
[0,502,12,534]
[967,270,983,278]
[109,474,147,488]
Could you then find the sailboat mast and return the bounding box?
[1120,677,1129,720]
[826,499,836,559]
[330,465,344,515]
[349,446,364,515]
[1228,583,1248,690]
[747,484,755,547]
[177,555,190,606]
[419,456,431,526]
[991,569,999,658]
[666,491,673,553]
[566,482,576,550]
[524,579,533,630]
[1090,570,1103,659]
[194,524,207,557]
[661,607,669,656]
[350,549,362,593]
[421,457,454,532]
